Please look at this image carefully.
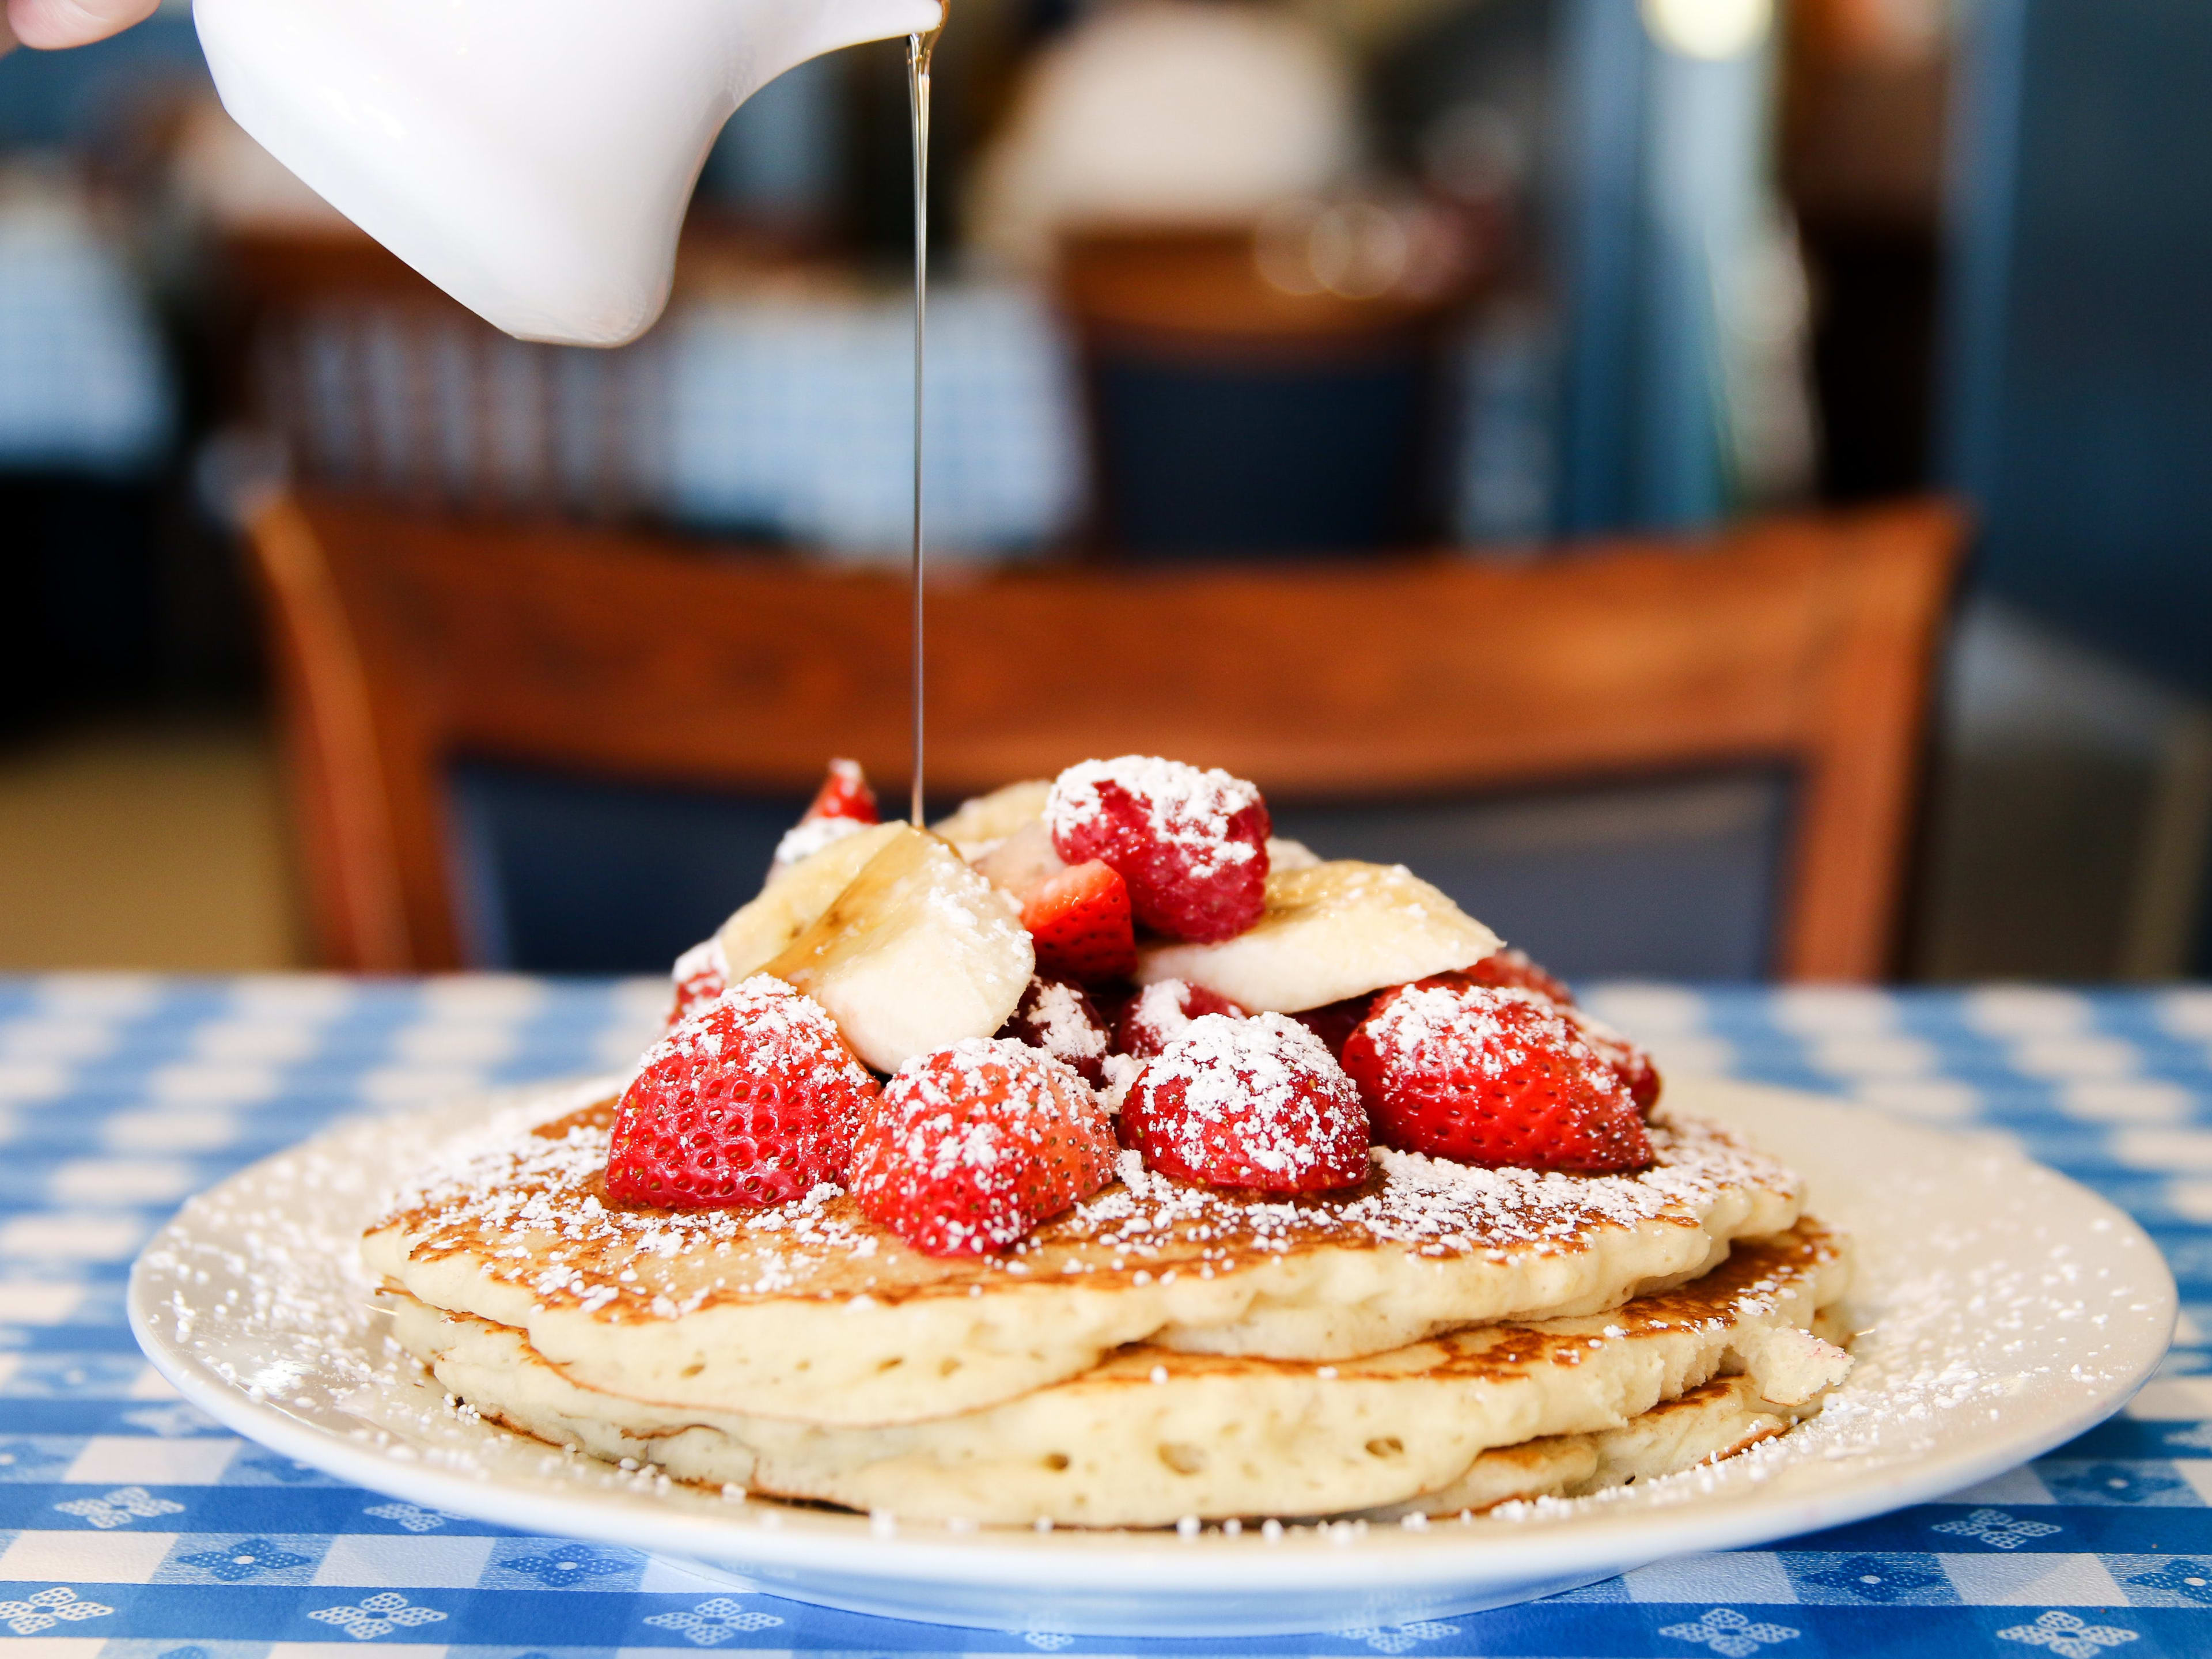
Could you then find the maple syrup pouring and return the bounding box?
[906,19,942,831]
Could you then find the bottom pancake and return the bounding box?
[384,1220,1851,1527]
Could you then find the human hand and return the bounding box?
[5,0,161,51]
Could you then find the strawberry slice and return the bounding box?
[1287,992,1376,1061]
[1563,1005,1662,1112]
[1123,1013,1369,1194]
[770,760,882,874]
[997,974,1114,1087]
[1113,978,1245,1059]
[1340,982,1649,1173]
[806,757,880,824]
[1397,961,1660,1112]
[664,936,729,1029]
[1020,859,1137,982]
[1045,755,1271,942]
[1452,947,1574,1007]
[609,976,879,1208]
[847,1038,1118,1256]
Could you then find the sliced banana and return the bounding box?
[764,827,1035,1072]
[1136,861,1501,1013]
[971,817,1067,906]
[933,779,1052,859]
[717,822,904,981]
[1266,836,1323,871]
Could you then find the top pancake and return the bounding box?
[363,1088,1802,1425]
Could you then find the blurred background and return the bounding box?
[1,0,2206,984]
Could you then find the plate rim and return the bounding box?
[127,1076,2179,1627]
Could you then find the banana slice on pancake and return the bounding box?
[764,827,1033,1071]
[932,779,1053,858]
[717,821,905,979]
[1137,861,1502,1013]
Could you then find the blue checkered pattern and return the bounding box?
[3,973,2210,1656]
[662,284,1086,558]
[0,197,175,476]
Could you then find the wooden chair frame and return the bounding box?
[245,493,1964,978]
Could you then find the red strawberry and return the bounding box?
[1452,948,1574,1008]
[1340,983,1649,1173]
[847,1038,1118,1256]
[1113,978,1246,1059]
[1288,992,1377,1062]
[997,975,1114,1087]
[1123,1013,1369,1194]
[770,760,882,874]
[609,976,878,1208]
[1565,1006,1662,1112]
[806,758,879,824]
[664,937,729,1029]
[1020,859,1137,981]
[1045,756,1271,942]
[1396,961,1659,1112]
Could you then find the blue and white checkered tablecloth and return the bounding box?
[4,973,2211,1657]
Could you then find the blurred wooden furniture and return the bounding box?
[217,224,660,520]
[1056,227,1470,552]
[244,491,1964,978]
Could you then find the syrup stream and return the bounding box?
[906,24,940,831]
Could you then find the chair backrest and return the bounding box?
[222,227,660,521]
[245,491,1963,978]
[1055,229,1461,552]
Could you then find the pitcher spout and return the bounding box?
[195,0,944,347]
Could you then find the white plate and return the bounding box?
[129,1076,2174,1637]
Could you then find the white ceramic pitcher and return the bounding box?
[194,0,941,346]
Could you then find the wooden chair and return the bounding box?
[1055,228,1472,552]
[244,490,1964,978]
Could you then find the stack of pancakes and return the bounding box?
[366,1093,1852,1527]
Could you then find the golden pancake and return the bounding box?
[365,1092,1802,1426]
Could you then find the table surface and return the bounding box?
[3,974,2210,1658]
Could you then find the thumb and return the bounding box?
[6,0,160,50]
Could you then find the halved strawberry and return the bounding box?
[1395,963,1660,1112]
[807,757,879,824]
[1113,978,1245,1059]
[1123,1013,1369,1194]
[1451,947,1574,1007]
[665,936,730,1029]
[1340,982,1649,1173]
[1287,992,1376,1061]
[1565,1005,1662,1112]
[997,974,1113,1087]
[1020,859,1137,982]
[847,1037,1118,1256]
[770,760,882,874]
[1045,756,1271,942]
[609,976,879,1208]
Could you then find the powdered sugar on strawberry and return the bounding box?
[665,935,730,1028]
[1124,1013,1368,1192]
[998,975,1113,1086]
[1116,979,1247,1058]
[1046,756,1272,942]
[847,1037,1117,1256]
[1346,983,1649,1173]
[609,976,878,1208]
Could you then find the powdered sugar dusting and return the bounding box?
[136,1075,2168,1556]
[1025,979,1108,1066]
[772,815,870,871]
[370,1084,1798,1319]
[1047,756,1264,880]
[1128,1013,1364,1183]
[1362,984,1622,1099]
